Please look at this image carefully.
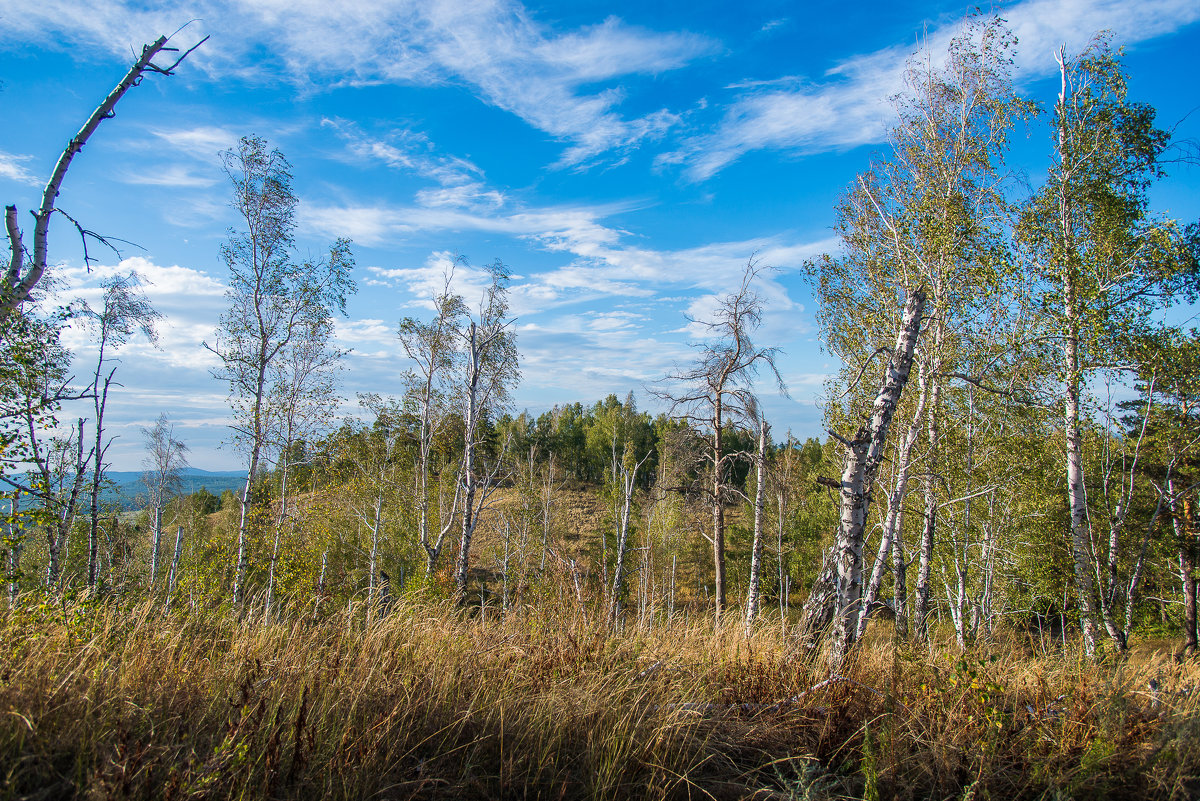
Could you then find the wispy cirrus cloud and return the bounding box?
[321,190,832,321]
[121,163,220,188]
[1,0,716,167]
[320,118,506,212]
[148,126,241,162]
[662,0,1200,180]
[0,149,41,186]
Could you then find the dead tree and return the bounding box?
[652,260,784,626]
[3,33,206,317]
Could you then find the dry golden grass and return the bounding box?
[3,597,1200,800]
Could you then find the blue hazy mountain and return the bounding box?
[103,468,246,510]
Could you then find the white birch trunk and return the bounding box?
[858,361,929,639]
[744,421,769,637]
[165,525,184,614]
[829,287,926,667]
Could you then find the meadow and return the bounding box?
[3,595,1198,800]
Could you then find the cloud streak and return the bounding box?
[1,0,716,167]
[0,149,41,187]
[662,0,1200,180]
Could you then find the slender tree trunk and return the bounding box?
[88,366,115,591]
[608,468,638,626]
[712,402,726,625]
[165,525,184,614]
[1172,489,1198,655]
[540,456,555,571]
[913,349,943,644]
[829,288,926,667]
[264,458,291,621]
[777,485,787,622]
[1052,52,1100,658]
[745,421,768,637]
[369,493,383,605]
[454,323,482,600]
[232,460,257,607]
[46,418,88,587]
[149,505,163,589]
[914,489,936,642]
[859,361,929,639]
[892,520,909,639]
[1064,331,1099,656]
[7,494,21,607]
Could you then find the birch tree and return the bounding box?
[0,309,90,587]
[828,288,926,666]
[608,444,652,627]
[653,260,783,625]
[452,263,519,601]
[398,272,467,577]
[1017,38,1192,656]
[78,273,160,590]
[743,412,769,636]
[207,136,354,606]
[140,413,188,590]
[806,16,1027,650]
[262,308,344,615]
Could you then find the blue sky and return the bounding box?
[2,0,1199,471]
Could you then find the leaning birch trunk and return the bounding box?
[858,361,929,640]
[744,421,769,637]
[828,287,925,669]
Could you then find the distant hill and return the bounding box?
[103,468,246,510]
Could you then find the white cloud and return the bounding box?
[306,194,833,314]
[297,198,634,249]
[321,118,485,188]
[149,126,240,162]
[662,0,1200,179]
[51,256,225,371]
[121,163,219,188]
[333,317,393,345]
[1,0,715,167]
[0,149,40,186]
